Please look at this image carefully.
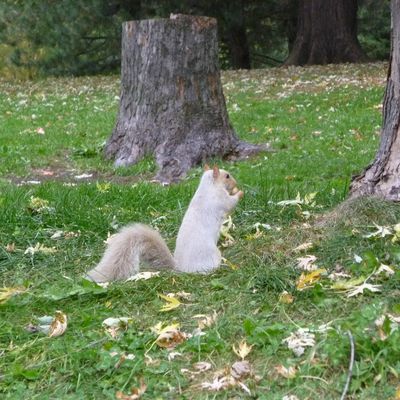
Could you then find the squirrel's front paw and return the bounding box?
[237,190,244,199]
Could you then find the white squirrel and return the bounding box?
[86,166,243,282]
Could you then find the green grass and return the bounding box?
[1,62,400,399]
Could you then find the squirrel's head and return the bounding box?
[204,165,237,194]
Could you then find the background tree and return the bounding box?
[358,0,391,60]
[0,0,391,76]
[285,0,368,65]
[350,0,400,200]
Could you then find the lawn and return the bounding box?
[1,62,400,399]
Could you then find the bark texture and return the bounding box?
[105,14,264,183]
[350,0,400,200]
[285,0,368,66]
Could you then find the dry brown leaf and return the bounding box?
[193,361,212,372]
[293,242,313,252]
[296,255,318,271]
[48,311,68,338]
[274,364,297,379]
[167,351,182,361]
[230,360,252,379]
[5,243,15,252]
[155,327,187,349]
[102,317,132,338]
[125,271,160,282]
[192,311,218,329]
[116,380,147,400]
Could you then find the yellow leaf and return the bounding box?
[296,268,326,290]
[221,257,239,270]
[151,322,180,335]
[96,182,111,193]
[232,339,253,360]
[279,290,294,304]
[158,293,182,312]
[330,276,365,290]
[0,286,27,304]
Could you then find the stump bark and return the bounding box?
[105,14,264,183]
[350,0,400,200]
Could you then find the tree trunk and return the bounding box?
[350,0,400,200]
[285,0,368,66]
[105,14,264,183]
[226,24,251,69]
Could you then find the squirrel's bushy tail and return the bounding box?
[86,224,175,282]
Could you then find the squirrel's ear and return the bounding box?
[204,164,210,171]
[212,165,220,179]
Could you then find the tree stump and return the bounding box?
[350,0,400,200]
[285,0,368,66]
[105,14,265,183]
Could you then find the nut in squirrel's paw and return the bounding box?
[231,187,244,198]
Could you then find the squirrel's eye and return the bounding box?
[226,174,230,179]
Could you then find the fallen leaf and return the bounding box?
[192,311,218,329]
[125,271,160,282]
[50,230,64,239]
[150,322,180,335]
[155,327,187,349]
[167,351,182,361]
[28,311,67,337]
[330,276,365,290]
[275,364,297,379]
[277,192,317,207]
[296,255,318,271]
[328,271,352,281]
[74,173,93,179]
[0,286,27,304]
[159,293,182,312]
[279,290,294,304]
[48,311,68,338]
[282,328,315,357]
[5,243,15,252]
[116,380,147,400]
[201,375,235,392]
[282,395,300,400]
[363,224,392,238]
[193,361,212,372]
[293,242,313,252]
[232,340,253,360]
[103,317,132,338]
[24,243,57,255]
[220,216,235,247]
[165,291,192,300]
[96,182,111,193]
[376,263,395,277]
[347,282,382,297]
[28,196,54,213]
[296,268,326,290]
[230,360,251,379]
